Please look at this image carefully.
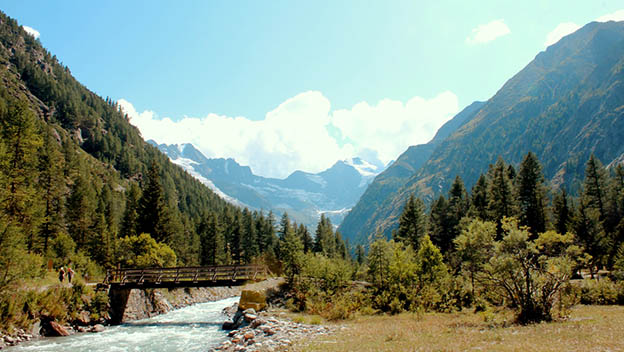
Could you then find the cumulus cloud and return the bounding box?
[544,9,624,47]
[120,91,458,179]
[544,22,581,47]
[465,19,510,45]
[596,9,624,22]
[22,25,40,39]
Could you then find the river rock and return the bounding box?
[90,324,105,333]
[238,290,266,311]
[48,321,70,336]
[243,331,255,340]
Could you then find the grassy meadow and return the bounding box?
[289,305,624,352]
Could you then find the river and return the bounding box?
[6,296,239,352]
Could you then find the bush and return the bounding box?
[579,278,624,305]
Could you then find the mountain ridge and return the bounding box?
[151,140,384,228]
[339,20,624,245]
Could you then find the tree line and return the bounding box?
[281,152,624,324]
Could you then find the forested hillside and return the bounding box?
[0,11,282,296]
[341,20,624,244]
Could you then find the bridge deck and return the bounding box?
[103,265,266,289]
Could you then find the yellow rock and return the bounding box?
[239,290,267,311]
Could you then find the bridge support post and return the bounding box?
[108,287,132,325]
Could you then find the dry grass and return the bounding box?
[291,305,624,352]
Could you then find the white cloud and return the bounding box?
[544,22,581,47]
[120,91,458,179]
[22,26,40,39]
[465,19,510,45]
[596,9,624,22]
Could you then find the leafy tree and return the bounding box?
[116,233,176,268]
[481,218,580,324]
[454,218,496,299]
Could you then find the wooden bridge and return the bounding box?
[103,265,267,289]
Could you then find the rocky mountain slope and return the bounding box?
[340,20,624,245]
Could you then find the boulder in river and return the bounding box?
[238,290,266,311]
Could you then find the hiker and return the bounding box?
[58,267,65,283]
[67,267,75,284]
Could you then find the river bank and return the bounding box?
[0,278,282,350]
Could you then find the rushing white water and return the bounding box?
[7,296,239,352]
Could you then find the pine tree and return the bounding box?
[198,212,225,265]
[552,188,572,235]
[583,154,608,221]
[355,244,366,265]
[137,162,173,244]
[487,157,515,237]
[121,183,141,237]
[37,127,66,252]
[297,224,313,253]
[241,208,258,263]
[395,194,427,249]
[429,195,450,252]
[469,174,489,220]
[516,152,547,235]
[574,201,610,278]
[66,173,97,250]
[0,99,42,252]
[314,214,335,256]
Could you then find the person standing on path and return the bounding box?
[58,267,65,284]
[67,267,75,284]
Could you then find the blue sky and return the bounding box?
[4,1,624,178]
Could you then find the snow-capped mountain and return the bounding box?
[149,141,385,228]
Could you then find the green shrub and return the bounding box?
[579,278,624,305]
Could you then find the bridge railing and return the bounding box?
[104,265,266,286]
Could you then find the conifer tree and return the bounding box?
[552,188,572,235]
[138,162,173,244]
[516,152,547,235]
[314,214,335,256]
[395,194,427,249]
[66,173,97,250]
[355,244,366,265]
[241,208,258,263]
[198,212,225,265]
[121,183,141,238]
[487,157,515,236]
[297,224,313,253]
[583,154,608,221]
[469,174,489,220]
[429,195,450,252]
[37,127,66,252]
